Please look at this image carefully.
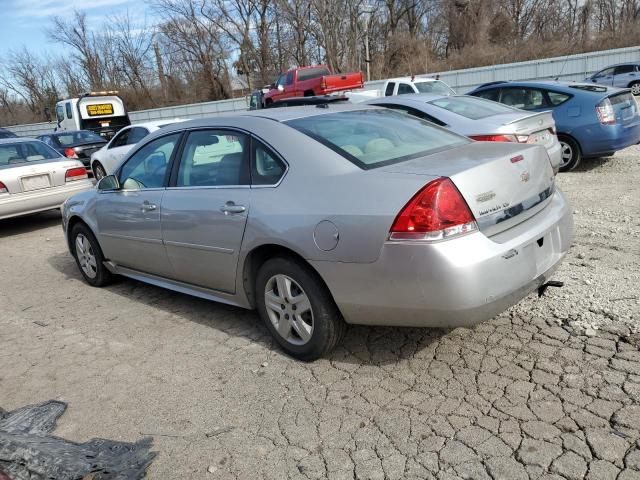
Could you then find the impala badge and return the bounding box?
[520,171,530,182]
[476,191,496,203]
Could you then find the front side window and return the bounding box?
[56,105,64,123]
[595,67,615,77]
[474,89,499,102]
[252,140,286,185]
[397,83,414,94]
[500,88,546,110]
[176,130,249,187]
[428,96,518,119]
[276,75,285,88]
[286,109,469,169]
[413,81,455,95]
[65,102,73,119]
[119,133,181,190]
[384,82,396,96]
[0,141,60,166]
[109,129,131,149]
[286,71,294,85]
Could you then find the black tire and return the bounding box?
[304,90,315,97]
[70,223,112,287]
[629,81,640,96]
[255,256,345,361]
[93,162,107,181]
[558,135,581,172]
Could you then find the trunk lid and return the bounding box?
[377,142,555,237]
[607,91,639,126]
[0,159,82,193]
[498,111,557,150]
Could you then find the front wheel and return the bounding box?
[256,257,345,361]
[71,223,112,287]
[558,135,581,172]
[93,161,107,181]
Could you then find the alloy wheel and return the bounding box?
[264,274,314,345]
[75,233,98,279]
[631,83,640,96]
[559,141,573,168]
[94,164,106,181]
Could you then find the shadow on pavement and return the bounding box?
[0,210,62,238]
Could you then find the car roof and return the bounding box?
[369,93,453,103]
[127,119,186,130]
[474,80,622,93]
[386,76,440,83]
[0,137,41,144]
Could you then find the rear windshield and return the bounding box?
[428,96,517,119]
[608,92,636,107]
[0,141,60,166]
[54,130,105,146]
[286,108,469,169]
[414,81,455,95]
[298,67,331,81]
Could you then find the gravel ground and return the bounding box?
[1,145,639,480]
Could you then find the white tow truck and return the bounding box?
[55,91,131,140]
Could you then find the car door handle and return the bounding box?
[220,202,246,215]
[141,201,157,212]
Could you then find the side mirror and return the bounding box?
[97,175,120,191]
[277,84,284,92]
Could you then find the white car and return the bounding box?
[90,119,185,179]
[347,76,456,103]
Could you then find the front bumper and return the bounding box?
[0,180,93,220]
[311,189,573,327]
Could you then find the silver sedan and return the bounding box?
[62,105,573,360]
[366,94,562,173]
[0,138,93,220]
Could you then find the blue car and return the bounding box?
[468,81,640,171]
[585,63,640,95]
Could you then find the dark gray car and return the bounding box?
[62,105,572,360]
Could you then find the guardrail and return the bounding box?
[5,45,639,137]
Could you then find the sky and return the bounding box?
[1,0,154,55]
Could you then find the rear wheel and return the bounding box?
[256,257,345,361]
[630,81,640,96]
[558,135,581,172]
[93,162,107,181]
[71,223,112,287]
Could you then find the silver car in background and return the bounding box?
[367,94,562,173]
[0,138,93,220]
[62,105,573,360]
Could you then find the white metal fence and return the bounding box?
[5,45,640,137]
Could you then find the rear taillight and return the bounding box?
[64,148,79,159]
[65,167,88,182]
[0,181,7,194]
[596,98,616,125]
[389,177,477,241]
[470,134,518,142]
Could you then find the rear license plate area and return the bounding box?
[21,174,51,191]
[534,233,554,274]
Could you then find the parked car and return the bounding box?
[55,91,130,139]
[0,128,18,139]
[0,138,93,220]
[261,65,364,106]
[366,93,562,173]
[347,76,456,103]
[469,81,640,171]
[585,63,640,95]
[36,130,107,175]
[90,120,185,180]
[62,105,572,360]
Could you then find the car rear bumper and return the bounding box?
[547,141,562,173]
[311,188,573,328]
[580,120,640,156]
[0,180,94,220]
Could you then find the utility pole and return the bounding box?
[154,42,167,101]
[361,4,375,82]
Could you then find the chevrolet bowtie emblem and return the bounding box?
[521,171,530,182]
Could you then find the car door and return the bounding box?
[161,129,252,293]
[612,64,637,88]
[95,132,182,278]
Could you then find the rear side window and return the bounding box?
[297,67,331,81]
[176,130,250,187]
[428,96,517,119]
[614,65,635,75]
[286,109,469,169]
[500,88,546,110]
[252,140,286,185]
[384,82,396,96]
[474,89,499,102]
[546,91,572,106]
[397,83,414,94]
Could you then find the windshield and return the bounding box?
[0,141,60,166]
[414,81,455,95]
[54,131,105,146]
[429,95,518,119]
[286,108,469,169]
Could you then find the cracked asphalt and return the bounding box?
[1,146,639,479]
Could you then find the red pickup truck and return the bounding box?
[262,65,364,105]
